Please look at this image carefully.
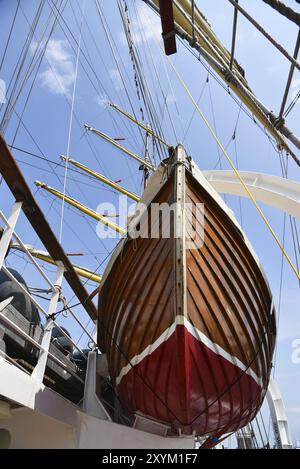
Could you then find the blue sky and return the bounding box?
[0,0,299,446]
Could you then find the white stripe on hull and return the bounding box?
[116,316,263,387]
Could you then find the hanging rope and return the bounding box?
[182,72,208,143]
[164,52,300,283]
[59,0,86,243]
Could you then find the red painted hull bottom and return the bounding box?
[117,325,264,439]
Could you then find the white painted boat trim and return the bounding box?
[116,315,263,388]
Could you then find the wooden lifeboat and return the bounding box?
[98,144,276,445]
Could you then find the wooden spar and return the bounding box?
[229,0,239,70]
[143,0,300,165]
[33,253,102,283]
[34,181,126,236]
[158,0,177,55]
[171,0,300,157]
[84,124,156,171]
[32,252,102,283]
[261,0,300,28]
[11,245,102,283]
[0,134,98,320]
[108,103,171,148]
[61,155,140,202]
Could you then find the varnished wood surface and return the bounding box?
[97,153,276,436]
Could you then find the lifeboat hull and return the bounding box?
[98,145,276,444]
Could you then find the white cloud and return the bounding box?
[109,69,123,92]
[96,93,109,108]
[166,94,176,104]
[0,79,6,103]
[30,39,39,56]
[39,39,75,97]
[119,2,161,46]
[291,78,300,105]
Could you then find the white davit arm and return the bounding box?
[203,170,300,220]
[266,378,293,449]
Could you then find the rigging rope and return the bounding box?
[11,0,66,147]
[95,0,145,144]
[130,0,181,155]
[4,1,134,247]
[48,0,139,175]
[284,88,300,117]
[182,72,208,143]
[19,0,113,183]
[207,78,225,172]
[233,133,244,228]
[262,0,300,27]
[144,0,300,166]
[0,0,20,71]
[94,0,151,188]
[258,410,271,448]
[226,0,300,72]
[164,52,300,283]
[40,190,109,258]
[59,0,85,243]
[119,0,168,161]
[178,35,282,146]
[0,0,46,133]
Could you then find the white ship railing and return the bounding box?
[0,199,96,390]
